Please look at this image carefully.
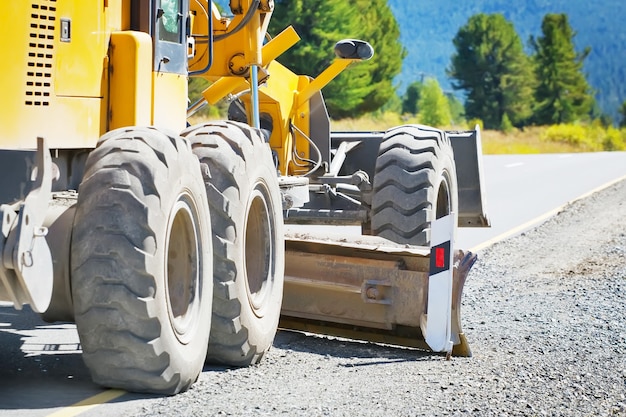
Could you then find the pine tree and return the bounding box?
[269,0,403,118]
[447,13,534,129]
[401,81,423,115]
[446,93,465,125]
[619,101,626,128]
[353,0,405,114]
[418,78,452,127]
[531,13,595,125]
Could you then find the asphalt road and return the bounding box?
[1,151,625,417]
[458,151,626,251]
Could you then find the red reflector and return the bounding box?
[435,247,446,268]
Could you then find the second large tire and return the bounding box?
[370,125,458,246]
[182,121,284,366]
[71,127,212,394]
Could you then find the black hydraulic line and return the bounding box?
[213,0,260,42]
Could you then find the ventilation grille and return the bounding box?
[25,0,57,107]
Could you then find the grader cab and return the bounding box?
[0,0,488,394]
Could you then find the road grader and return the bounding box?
[0,0,488,394]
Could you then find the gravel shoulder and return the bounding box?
[135,180,626,417]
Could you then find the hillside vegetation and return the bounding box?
[200,1,626,152]
[331,114,626,154]
[388,0,626,121]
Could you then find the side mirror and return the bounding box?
[334,39,374,61]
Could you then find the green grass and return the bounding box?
[330,112,419,132]
[189,112,626,154]
[480,127,583,154]
[331,117,626,154]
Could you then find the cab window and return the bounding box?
[159,0,181,43]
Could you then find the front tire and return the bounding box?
[71,127,212,394]
[369,125,458,246]
[182,121,284,366]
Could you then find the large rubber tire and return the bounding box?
[71,127,212,394]
[370,125,458,246]
[181,121,284,366]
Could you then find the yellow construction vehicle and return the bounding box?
[0,0,489,394]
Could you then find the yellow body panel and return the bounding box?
[256,61,301,174]
[55,0,106,97]
[152,72,188,132]
[107,0,131,31]
[0,0,104,149]
[0,97,103,150]
[290,76,313,176]
[197,4,266,78]
[0,0,184,150]
[109,32,153,130]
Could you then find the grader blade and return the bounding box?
[281,216,476,357]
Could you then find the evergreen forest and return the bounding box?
[203,0,626,150]
[388,0,626,122]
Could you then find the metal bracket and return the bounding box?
[0,137,54,312]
